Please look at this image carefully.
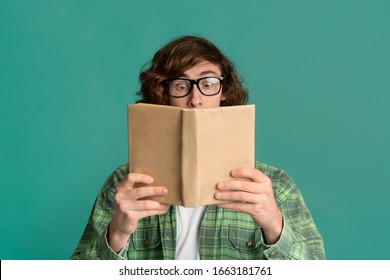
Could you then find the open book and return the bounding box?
[127,103,255,207]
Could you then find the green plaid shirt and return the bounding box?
[71,162,325,260]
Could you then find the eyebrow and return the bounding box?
[180,70,219,78]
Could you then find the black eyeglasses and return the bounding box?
[165,76,224,98]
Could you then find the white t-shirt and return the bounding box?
[175,205,207,260]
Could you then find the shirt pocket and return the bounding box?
[130,228,162,251]
[227,226,263,259]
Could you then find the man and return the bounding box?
[71,35,325,260]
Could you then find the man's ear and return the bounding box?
[221,94,226,101]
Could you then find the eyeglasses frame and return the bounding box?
[165,76,224,98]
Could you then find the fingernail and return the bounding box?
[161,187,168,194]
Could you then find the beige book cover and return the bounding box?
[127,103,255,207]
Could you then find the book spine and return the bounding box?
[181,110,199,207]
[127,105,132,173]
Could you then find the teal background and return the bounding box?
[1,0,389,260]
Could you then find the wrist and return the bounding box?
[262,212,283,245]
[107,222,132,253]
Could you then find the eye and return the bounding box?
[175,82,189,91]
[201,78,219,88]
[202,82,212,88]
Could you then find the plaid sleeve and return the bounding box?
[70,163,129,260]
[256,162,325,260]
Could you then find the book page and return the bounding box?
[188,105,255,207]
[128,104,183,205]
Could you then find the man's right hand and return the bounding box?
[107,173,170,253]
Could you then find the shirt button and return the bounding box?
[143,239,150,247]
[246,241,253,248]
[269,252,277,259]
[165,235,171,240]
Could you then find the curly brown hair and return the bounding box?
[136,36,248,106]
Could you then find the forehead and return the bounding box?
[182,61,221,77]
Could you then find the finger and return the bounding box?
[117,185,168,200]
[135,200,171,211]
[217,180,264,193]
[215,189,266,204]
[217,202,252,213]
[119,199,170,212]
[231,168,270,184]
[132,185,168,199]
[127,173,154,184]
[116,173,154,191]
